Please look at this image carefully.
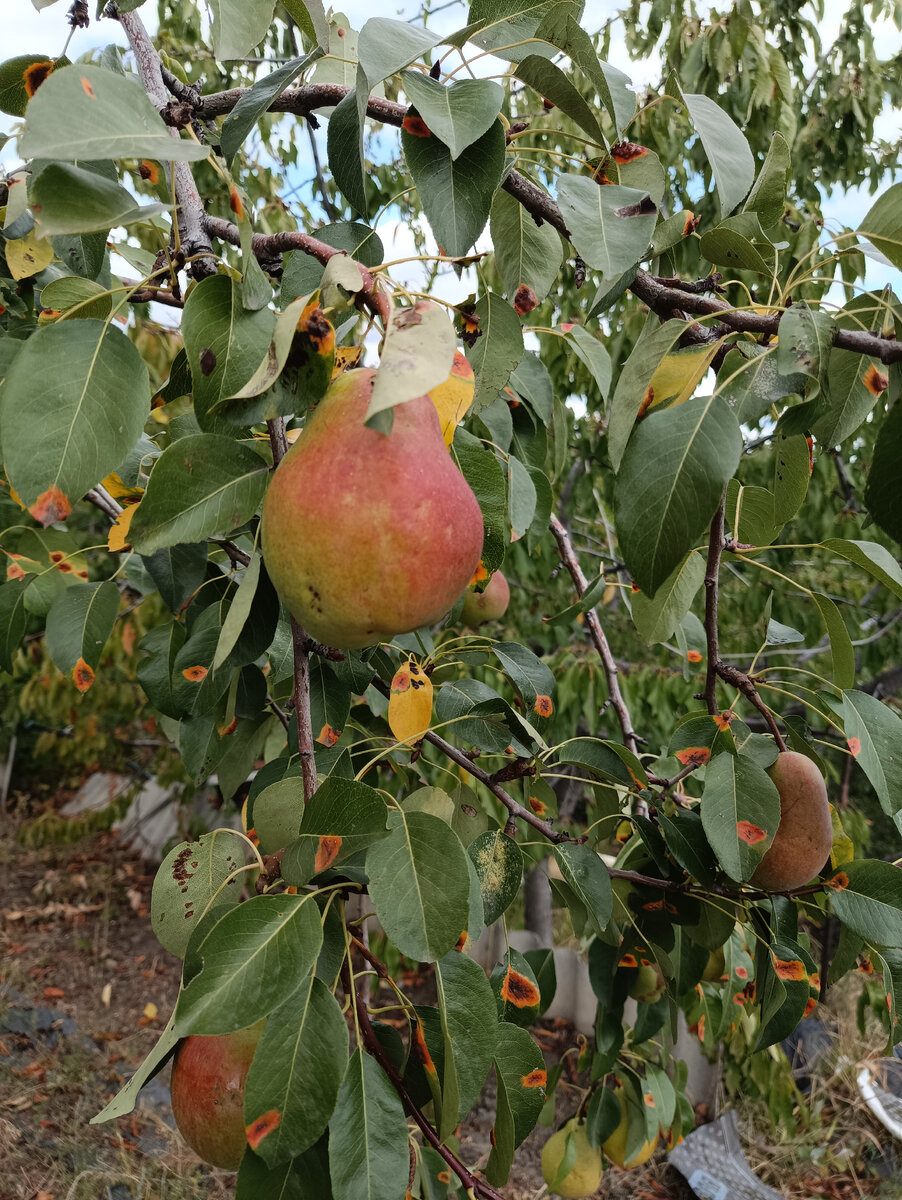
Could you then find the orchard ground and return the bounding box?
[0,801,897,1200]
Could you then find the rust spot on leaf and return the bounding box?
[828,871,850,891]
[317,724,341,747]
[181,665,208,682]
[30,486,71,526]
[246,1109,281,1150]
[522,1068,547,1089]
[735,966,748,979]
[864,364,888,396]
[73,658,94,693]
[683,211,700,236]
[643,1091,655,1107]
[613,196,657,219]
[857,956,874,973]
[611,141,648,163]
[636,385,655,420]
[847,737,861,757]
[533,694,553,718]
[217,717,238,737]
[139,160,160,184]
[809,972,820,993]
[229,186,244,219]
[737,820,767,844]
[403,114,432,137]
[619,953,638,968]
[500,966,540,1008]
[528,796,547,816]
[643,898,665,912]
[314,835,342,873]
[772,956,806,981]
[6,561,26,581]
[687,649,703,663]
[455,930,468,952]
[199,348,216,376]
[413,1021,437,1075]
[630,581,641,593]
[514,284,538,315]
[23,61,53,97]
[675,747,710,766]
[714,711,734,730]
[437,1170,451,1184]
[80,76,96,98]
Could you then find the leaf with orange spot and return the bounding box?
[828,871,850,890]
[533,694,553,718]
[331,345,364,379]
[643,1091,655,1107]
[500,965,540,1009]
[402,114,432,137]
[80,75,96,97]
[45,580,119,693]
[687,649,703,664]
[675,746,710,766]
[388,658,433,746]
[437,1170,451,1184]
[736,820,768,845]
[30,486,72,527]
[522,1068,546,1088]
[246,1109,281,1150]
[73,657,95,692]
[528,796,547,816]
[314,835,343,873]
[847,737,861,757]
[317,724,341,748]
[181,665,208,682]
[428,349,475,446]
[771,956,807,982]
[217,717,238,737]
[713,711,735,730]
[863,364,888,396]
[455,931,469,952]
[619,953,638,968]
[413,1019,438,1076]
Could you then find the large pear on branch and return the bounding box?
[751,750,833,891]
[262,367,484,649]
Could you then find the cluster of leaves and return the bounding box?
[2,0,902,1195]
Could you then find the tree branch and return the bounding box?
[266,418,317,802]
[342,961,507,1200]
[716,662,787,750]
[116,9,216,279]
[549,514,640,756]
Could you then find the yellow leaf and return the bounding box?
[101,472,144,502]
[5,230,54,281]
[332,345,364,379]
[388,658,433,746]
[108,502,139,552]
[143,1001,158,1020]
[643,342,723,413]
[429,349,475,447]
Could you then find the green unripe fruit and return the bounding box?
[460,570,510,625]
[541,1117,603,1198]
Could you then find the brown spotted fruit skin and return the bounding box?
[461,570,510,626]
[262,368,484,649]
[751,751,833,891]
[170,1022,263,1169]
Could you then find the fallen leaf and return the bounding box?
[101,983,112,1008]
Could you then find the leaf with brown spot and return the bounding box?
[500,966,541,1008]
[736,820,768,845]
[30,486,72,527]
[314,835,343,873]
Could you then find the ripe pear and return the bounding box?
[751,751,832,891]
[169,1022,264,1169]
[602,1087,659,1169]
[261,368,484,649]
[461,570,510,625]
[541,1118,603,1198]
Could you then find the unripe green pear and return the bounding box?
[541,1117,603,1198]
[461,570,510,625]
[628,961,666,1003]
[751,751,832,891]
[702,946,726,982]
[261,368,484,649]
[602,1087,659,1168]
[169,1022,264,1169]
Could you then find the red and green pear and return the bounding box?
[262,367,484,649]
[461,570,510,626]
[169,1022,263,1170]
[752,751,832,891]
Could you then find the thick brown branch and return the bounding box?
[267,418,317,802]
[202,214,390,324]
[549,514,640,756]
[342,962,506,1200]
[703,492,726,715]
[116,10,216,279]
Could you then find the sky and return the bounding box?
[2,0,901,309]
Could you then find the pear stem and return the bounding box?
[267,418,318,802]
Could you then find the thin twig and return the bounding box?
[703,491,726,715]
[716,662,787,751]
[549,514,640,755]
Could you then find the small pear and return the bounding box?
[602,1087,659,1169]
[541,1118,603,1198]
[461,570,510,625]
[752,751,832,891]
[262,368,484,649]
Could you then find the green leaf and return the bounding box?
[613,393,742,596]
[558,738,641,788]
[180,274,276,432]
[175,893,323,1034]
[209,0,277,60]
[490,188,563,304]
[1,320,148,524]
[30,162,167,235]
[281,777,390,886]
[136,621,186,719]
[772,432,811,524]
[358,17,442,84]
[725,480,781,547]
[252,778,305,855]
[452,427,508,572]
[310,660,351,749]
[485,1023,546,1187]
[367,300,456,422]
[367,810,471,962]
[632,550,705,644]
[221,50,323,163]
[281,222,383,302]
[45,581,119,681]
[464,292,525,414]
[699,212,775,276]
[606,318,686,470]
[244,974,348,1165]
[556,175,657,278]
[38,275,111,320]
[142,543,208,613]
[491,947,541,1026]
[508,455,537,541]
[467,829,523,925]
[533,6,636,132]
[564,325,612,403]
[236,1145,333,1200]
[508,353,553,423]
[328,1049,409,1200]
[677,88,755,216]
[812,593,854,691]
[553,842,612,936]
[743,132,790,228]
[150,831,245,958]
[282,0,331,49]
[128,435,269,555]
[828,861,902,948]
[0,55,66,118]
[91,1010,179,1123]
[400,72,502,159]
[858,182,902,269]
[0,581,29,673]
[403,115,505,256]
[434,949,499,1138]
[513,54,604,145]
[836,690,902,830]
[20,65,209,162]
[326,88,368,215]
[777,303,833,400]
[866,400,902,544]
[718,343,805,426]
[701,753,781,882]
[821,538,902,600]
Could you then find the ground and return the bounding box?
[0,812,896,1200]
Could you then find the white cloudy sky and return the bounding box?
[3,0,900,306]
